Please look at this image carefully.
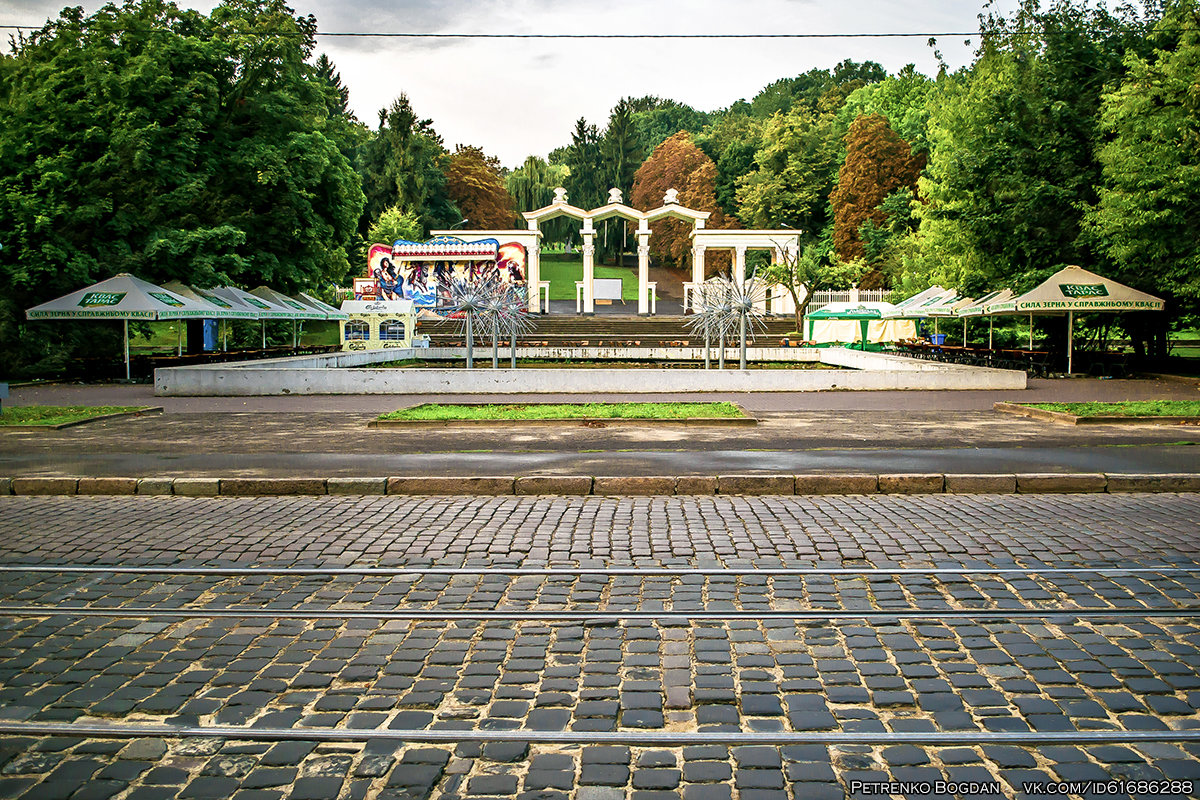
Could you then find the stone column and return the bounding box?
[771,248,785,314]
[690,244,706,312]
[733,246,747,285]
[637,230,651,315]
[526,236,541,313]
[581,225,595,315]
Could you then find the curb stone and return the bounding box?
[3,473,1200,496]
[220,478,326,496]
[1017,473,1107,493]
[77,477,137,495]
[136,478,174,496]
[1104,473,1200,493]
[878,474,944,494]
[674,476,718,495]
[172,478,220,497]
[389,476,515,495]
[718,474,794,495]
[945,474,1017,494]
[793,474,878,495]
[515,476,593,496]
[593,476,676,496]
[327,477,388,495]
[11,477,77,495]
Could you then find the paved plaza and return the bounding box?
[1,493,1199,798]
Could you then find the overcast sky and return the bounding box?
[2,0,1024,166]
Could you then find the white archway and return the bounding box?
[687,229,803,314]
[522,187,710,314]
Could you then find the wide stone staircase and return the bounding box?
[417,315,801,347]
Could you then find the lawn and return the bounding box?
[379,402,745,421]
[128,320,339,352]
[0,406,150,426]
[1027,401,1200,417]
[538,253,640,301]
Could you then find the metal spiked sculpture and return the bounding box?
[499,287,536,368]
[686,276,767,370]
[685,281,725,370]
[728,274,768,370]
[450,276,500,369]
[452,278,534,369]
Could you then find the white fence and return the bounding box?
[806,288,889,311]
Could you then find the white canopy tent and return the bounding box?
[25,274,215,380]
[804,302,916,346]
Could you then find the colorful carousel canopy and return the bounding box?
[391,236,499,261]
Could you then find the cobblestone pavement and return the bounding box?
[1,494,1199,799]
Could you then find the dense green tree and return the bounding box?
[912,0,1157,297]
[631,132,736,271]
[734,107,841,234]
[506,155,571,243]
[625,96,712,154]
[366,206,422,246]
[0,0,364,375]
[838,65,934,153]
[314,53,351,118]
[695,113,763,216]
[358,95,459,237]
[744,60,886,118]
[1085,0,1200,355]
[563,117,605,211]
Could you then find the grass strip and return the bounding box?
[0,406,150,427]
[1026,401,1200,417]
[380,402,744,421]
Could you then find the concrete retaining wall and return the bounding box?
[155,346,1026,396]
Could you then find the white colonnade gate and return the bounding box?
[446,187,812,316]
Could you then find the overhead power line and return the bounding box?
[0,27,1018,38]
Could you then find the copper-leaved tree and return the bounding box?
[630,132,737,274]
[444,145,518,230]
[829,114,923,267]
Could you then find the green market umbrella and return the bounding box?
[25,273,215,380]
[296,292,349,321]
[955,289,1013,349]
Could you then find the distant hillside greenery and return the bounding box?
[2,0,1196,376]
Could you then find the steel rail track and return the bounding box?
[3,565,1198,577]
[1,720,1197,745]
[0,605,1195,621]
